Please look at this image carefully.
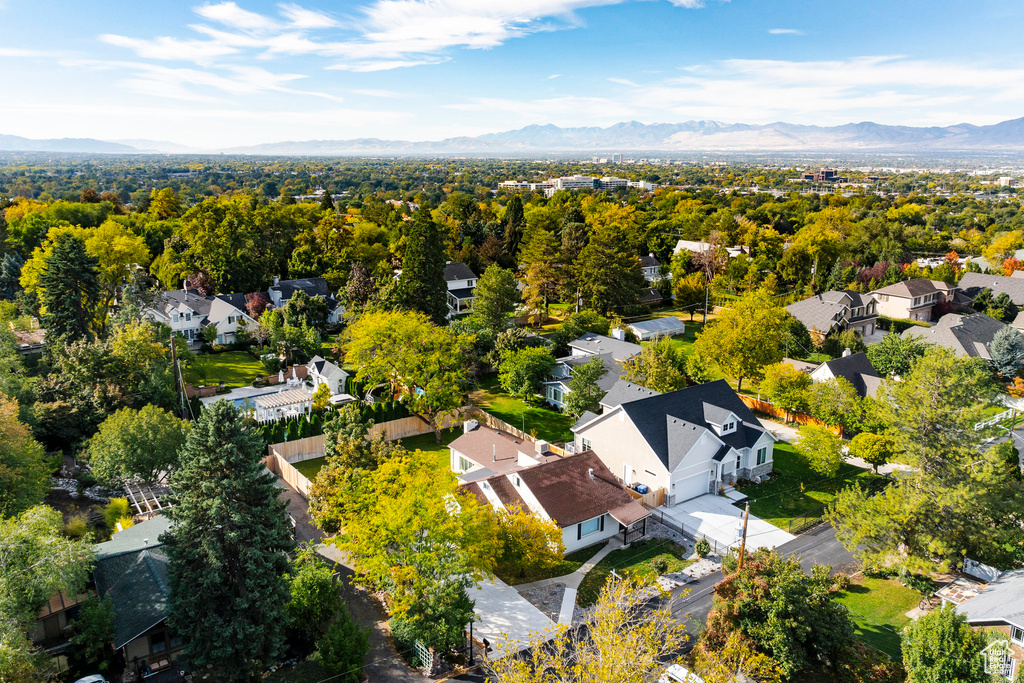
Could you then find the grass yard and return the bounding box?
[835,576,922,659]
[497,544,604,587]
[742,442,882,531]
[576,539,694,608]
[290,427,462,481]
[264,658,328,683]
[185,350,266,388]
[469,377,575,444]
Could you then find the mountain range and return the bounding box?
[7,118,1024,155]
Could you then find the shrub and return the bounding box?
[389,617,421,667]
[695,537,711,558]
[65,514,92,540]
[103,498,131,532]
[317,610,370,681]
[651,557,668,574]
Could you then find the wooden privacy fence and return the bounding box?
[269,435,326,464]
[738,395,843,436]
[265,451,311,497]
[465,407,540,444]
[628,486,666,508]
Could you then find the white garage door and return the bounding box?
[673,472,709,502]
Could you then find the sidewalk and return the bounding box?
[515,538,622,624]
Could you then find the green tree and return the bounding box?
[68,597,115,670]
[758,363,812,416]
[38,232,101,342]
[317,609,370,681]
[576,223,645,314]
[164,401,294,681]
[848,432,898,473]
[494,505,566,578]
[867,332,926,377]
[472,264,520,332]
[622,336,686,393]
[399,209,449,324]
[502,194,526,260]
[285,546,342,637]
[499,346,556,398]
[901,606,987,683]
[990,325,1024,376]
[807,376,861,428]
[692,289,789,391]
[562,356,608,421]
[795,424,844,477]
[551,309,610,355]
[673,271,706,321]
[0,393,49,517]
[282,289,330,331]
[346,311,470,440]
[0,506,94,682]
[320,191,336,213]
[86,405,189,488]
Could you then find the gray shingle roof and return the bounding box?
[568,334,642,361]
[598,379,661,410]
[94,515,172,560]
[957,568,1024,630]
[870,278,951,299]
[816,352,881,398]
[902,313,1007,360]
[639,254,660,268]
[548,353,623,393]
[571,410,600,431]
[444,262,476,282]
[617,379,768,470]
[785,290,875,335]
[957,271,1024,307]
[628,316,687,337]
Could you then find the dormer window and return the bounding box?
[172,312,179,323]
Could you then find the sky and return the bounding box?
[1,0,1024,147]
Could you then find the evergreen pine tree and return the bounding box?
[825,259,847,291]
[502,194,526,261]
[164,401,294,681]
[399,208,448,324]
[320,191,335,213]
[38,233,101,343]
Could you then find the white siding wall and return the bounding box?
[574,411,669,491]
[562,513,618,553]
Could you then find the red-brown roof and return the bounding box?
[449,425,558,475]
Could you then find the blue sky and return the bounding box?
[1,0,1023,147]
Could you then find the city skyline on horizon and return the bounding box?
[2,0,1024,148]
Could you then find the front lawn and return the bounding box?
[742,443,882,532]
[835,576,922,659]
[576,539,693,608]
[185,350,266,388]
[497,544,604,587]
[469,377,575,444]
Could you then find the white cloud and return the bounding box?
[546,74,561,80]
[277,3,340,29]
[0,47,48,57]
[768,28,803,35]
[195,2,278,32]
[351,88,404,98]
[328,58,443,71]
[100,34,239,62]
[607,77,638,86]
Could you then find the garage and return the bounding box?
[672,471,709,503]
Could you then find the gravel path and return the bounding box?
[517,582,566,622]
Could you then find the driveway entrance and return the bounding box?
[658,494,795,551]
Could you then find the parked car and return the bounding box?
[73,676,109,683]
[659,664,704,683]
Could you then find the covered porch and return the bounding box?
[252,389,313,423]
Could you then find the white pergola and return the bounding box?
[253,389,313,423]
[124,481,173,516]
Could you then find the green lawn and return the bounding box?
[265,658,328,683]
[742,443,882,532]
[497,544,604,586]
[835,576,922,659]
[469,377,575,444]
[576,540,693,608]
[290,427,461,481]
[185,350,266,388]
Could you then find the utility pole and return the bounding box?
[737,502,750,570]
[703,285,709,325]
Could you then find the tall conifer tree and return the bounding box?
[38,233,100,342]
[400,208,448,324]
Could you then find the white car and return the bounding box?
[73,677,109,683]
[659,664,705,683]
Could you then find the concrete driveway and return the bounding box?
[659,494,796,552]
[467,577,555,654]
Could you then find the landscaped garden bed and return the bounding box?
[576,539,693,608]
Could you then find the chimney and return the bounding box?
[612,328,625,341]
[842,348,852,357]
[273,275,280,286]
[588,468,594,480]
[463,419,479,433]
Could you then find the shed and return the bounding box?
[628,316,687,341]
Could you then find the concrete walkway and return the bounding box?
[515,539,622,624]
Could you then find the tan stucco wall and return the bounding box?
[575,410,668,490]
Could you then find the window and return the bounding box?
[736,454,742,470]
[171,312,179,323]
[513,475,522,488]
[150,630,167,654]
[184,312,192,322]
[1012,626,1023,643]
[756,447,768,466]
[227,315,236,324]
[581,437,592,451]
[458,456,473,472]
[579,517,601,537]
[547,386,563,403]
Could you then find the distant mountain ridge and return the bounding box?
[6,118,1024,154]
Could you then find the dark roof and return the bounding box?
[902,313,1007,360]
[639,254,660,268]
[448,287,476,299]
[958,271,1024,306]
[461,482,489,506]
[786,291,853,335]
[616,380,768,470]
[488,475,527,510]
[515,451,644,527]
[94,547,170,649]
[548,353,623,393]
[444,262,476,282]
[571,410,600,431]
[215,291,249,311]
[639,288,664,304]
[957,568,1024,630]
[270,277,331,301]
[598,379,661,410]
[816,352,881,398]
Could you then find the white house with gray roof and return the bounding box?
[572,379,776,504]
[445,262,478,316]
[543,353,623,410]
[956,569,1024,679]
[568,332,642,362]
[143,289,256,348]
[785,290,878,341]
